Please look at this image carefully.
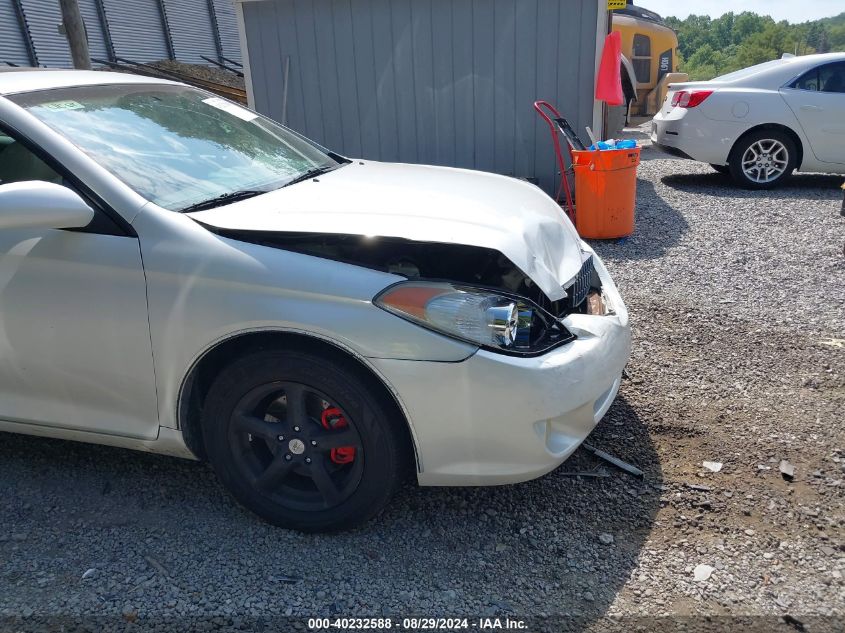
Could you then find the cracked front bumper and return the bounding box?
[369,251,631,486]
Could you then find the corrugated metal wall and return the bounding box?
[78,0,111,62]
[163,0,217,64]
[19,0,72,68]
[0,1,33,66]
[212,0,241,63]
[102,0,171,62]
[241,0,600,195]
[0,0,242,67]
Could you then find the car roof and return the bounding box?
[708,52,845,87]
[0,69,177,96]
[772,52,845,72]
[779,52,845,70]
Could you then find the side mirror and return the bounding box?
[0,181,95,230]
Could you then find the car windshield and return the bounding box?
[10,84,340,211]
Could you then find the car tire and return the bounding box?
[728,129,796,189]
[202,349,409,532]
[710,164,730,175]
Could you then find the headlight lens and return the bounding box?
[374,282,573,354]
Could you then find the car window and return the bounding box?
[793,68,821,91]
[9,85,340,212]
[820,63,845,93]
[792,62,845,93]
[0,133,63,186]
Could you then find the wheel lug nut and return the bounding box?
[285,454,292,461]
[311,440,317,446]
[294,426,300,432]
[305,457,312,464]
[277,435,284,441]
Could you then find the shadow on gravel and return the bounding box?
[587,177,688,261]
[661,171,844,200]
[0,393,660,623]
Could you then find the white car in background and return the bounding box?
[652,52,845,188]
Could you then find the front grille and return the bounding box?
[529,255,596,319]
[566,256,594,309]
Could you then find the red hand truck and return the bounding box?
[533,100,582,223]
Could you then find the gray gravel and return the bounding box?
[1,146,843,628]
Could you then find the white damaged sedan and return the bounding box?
[0,70,630,531]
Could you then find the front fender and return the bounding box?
[132,207,476,429]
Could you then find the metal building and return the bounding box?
[0,0,243,67]
[237,0,608,194]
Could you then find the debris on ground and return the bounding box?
[780,460,796,481]
[694,564,715,582]
[144,555,170,577]
[582,443,644,478]
[703,461,723,472]
[150,60,245,90]
[687,484,712,492]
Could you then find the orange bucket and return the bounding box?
[571,148,640,239]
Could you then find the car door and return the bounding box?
[780,61,845,166]
[0,128,160,440]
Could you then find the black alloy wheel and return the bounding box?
[228,381,364,512]
[202,350,409,532]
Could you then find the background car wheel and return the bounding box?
[728,130,796,189]
[710,164,730,175]
[202,349,409,532]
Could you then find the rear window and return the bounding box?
[713,59,789,82]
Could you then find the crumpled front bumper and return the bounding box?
[368,250,632,486]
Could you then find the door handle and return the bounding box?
[800,105,823,112]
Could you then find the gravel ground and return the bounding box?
[1,145,843,631]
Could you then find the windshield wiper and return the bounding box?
[282,164,341,188]
[179,189,268,213]
[178,164,343,212]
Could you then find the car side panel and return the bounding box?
[0,229,160,439]
[652,89,817,169]
[652,106,745,165]
[780,88,845,166]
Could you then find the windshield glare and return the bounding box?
[11,84,339,211]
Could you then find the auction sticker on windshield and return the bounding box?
[202,96,258,122]
[41,100,85,111]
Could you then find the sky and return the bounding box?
[640,0,844,23]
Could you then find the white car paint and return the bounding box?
[189,161,585,303]
[651,52,845,173]
[0,70,630,490]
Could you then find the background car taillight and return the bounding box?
[670,90,713,108]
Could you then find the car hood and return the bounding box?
[189,161,584,301]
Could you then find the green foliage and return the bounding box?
[663,11,845,80]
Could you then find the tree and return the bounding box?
[668,10,844,80]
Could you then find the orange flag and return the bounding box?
[595,31,624,106]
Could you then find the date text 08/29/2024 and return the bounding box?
[307,617,528,630]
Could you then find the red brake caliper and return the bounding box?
[320,407,356,465]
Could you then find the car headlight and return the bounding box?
[374,282,574,355]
